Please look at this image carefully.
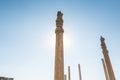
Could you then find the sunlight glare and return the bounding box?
[64,33,72,49]
[49,33,72,51]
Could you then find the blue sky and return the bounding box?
[0,0,120,80]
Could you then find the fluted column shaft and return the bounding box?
[101,36,115,80]
[54,11,64,80]
[101,58,109,80]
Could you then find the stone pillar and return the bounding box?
[78,64,82,80]
[101,58,109,80]
[54,11,64,80]
[68,66,71,80]
[64,74,67,80]
[100,36,115,80]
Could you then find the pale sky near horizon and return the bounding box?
[0,0,120,80]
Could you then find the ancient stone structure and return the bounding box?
[53,12,116,80]
[54,11,64,80]
[68,66,71,80]
[64,75,67,80]
[78,64,82,80]
[0,77,13,80]
[100,36,115,80]
[102,58,109,80]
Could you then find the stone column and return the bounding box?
[68,66,71,80]
[54,11,64,80]
[64,74,67,80]
[101,58,109,80]
[100,36,115,80]
[78,64,82,80]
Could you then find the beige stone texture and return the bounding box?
[101,36,115,80]
[54,11,64,80]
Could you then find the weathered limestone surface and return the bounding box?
[101,58,109,80]
[54,11,64,80]
[100,36,115,80]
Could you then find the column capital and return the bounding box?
[56,11,63,28]
[55,27,64,34]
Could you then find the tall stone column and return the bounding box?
[100,36,115,80]
[54,11,64,80]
